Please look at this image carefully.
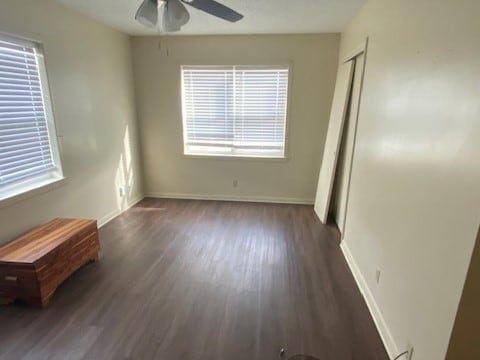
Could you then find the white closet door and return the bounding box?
[333,53,365,234]
[314,60,355,224]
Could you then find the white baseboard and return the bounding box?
[340,241,398,359]
[98,194,144,228]
[144,192,314,205]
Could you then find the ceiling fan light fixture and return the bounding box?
[162,0,190,32]
[135,0,159,28]
[135,0,243,32]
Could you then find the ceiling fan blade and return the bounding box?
[163,0,190,32]
[135,0,159,27]
[181,0,243,22]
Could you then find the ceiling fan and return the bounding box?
[135,0,244,32]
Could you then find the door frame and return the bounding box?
[343,38,368,63]
[336,37,369,239]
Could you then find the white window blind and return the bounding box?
[181,65,289,158]
[0,36,57,187]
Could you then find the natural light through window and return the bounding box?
[0,34,63,202]
[181,65,289,158]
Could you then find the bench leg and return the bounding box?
[90,252,99,262]
[40,296,52,308]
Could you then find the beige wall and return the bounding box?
[338,0,480,359]
[131,34,339,203]
[0,0,143,245]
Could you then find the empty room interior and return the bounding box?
[0,0,479,359]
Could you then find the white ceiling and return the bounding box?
[57,0,366,36]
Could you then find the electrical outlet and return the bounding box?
[233,180,238,188]
[375,268,381,284]
[119,187,125,197]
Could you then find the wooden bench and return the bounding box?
[0,218,100,307]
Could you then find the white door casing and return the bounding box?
[314,60,354,224]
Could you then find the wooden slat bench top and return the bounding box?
[0,218,99,307]
[0,218,96,265]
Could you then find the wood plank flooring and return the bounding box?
[0,199,388,360]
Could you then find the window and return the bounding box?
[0,34,63,201]
[181,65,289,158]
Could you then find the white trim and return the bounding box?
[98,195,144,228]
[98,208,121,228]
[0,177,67,210]
[337,37,369,239]
[340,241,398,359]
[182,153,290,162]
[145,192,314,205]
[343,38,368,63]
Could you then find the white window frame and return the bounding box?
[0,33,64,204]
[180,65,291,159]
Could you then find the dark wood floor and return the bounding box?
[0,199,388,360]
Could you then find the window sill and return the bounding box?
[183,153,290,162]
[0,176,67,210]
